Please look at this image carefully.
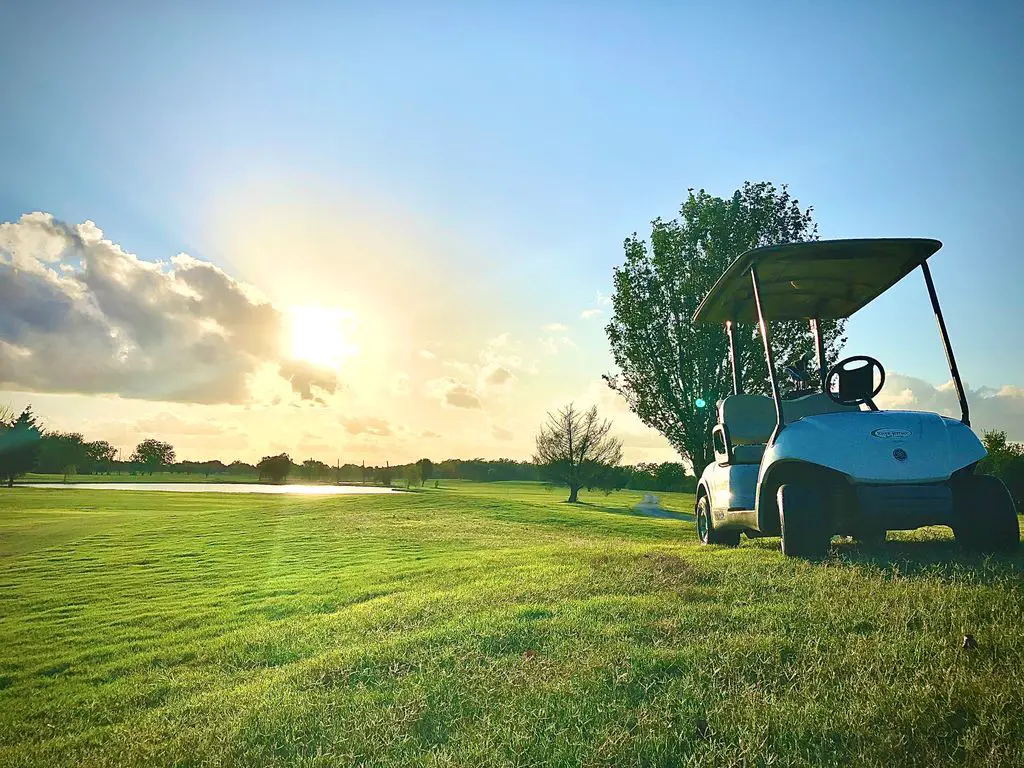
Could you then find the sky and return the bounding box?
[1,1,1022,464]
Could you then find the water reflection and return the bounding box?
[20,483,399,495]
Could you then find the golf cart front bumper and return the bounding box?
[854,483,952,530]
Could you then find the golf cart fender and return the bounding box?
[698,462,758,519]
[696,477,711,510]
[754,411,986,532]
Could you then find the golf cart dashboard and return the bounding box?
[782,392,860,421]
[781,355,885,411]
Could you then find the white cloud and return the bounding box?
[341,416,393,436]
[482,365,515,388]
[876,373,1024,441]
[443,359,475,376]
[580,308,603,320]
[491,424,514,441]
[425,377,482,409]
[595,291,612,307]
[543,322,568,332]
[441,334,529,395]
[418,349,436,360]
[539,335,576,355]
[0,212,338,404]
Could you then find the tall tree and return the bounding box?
[130,439,176,474]
[415,458,434,484]
[404,463,423,489]
[533,402,623,503]
[85,440,117,474]
[38,431,89,479]
[257,453,292,483]
[0,407,43,487]
[605,182,846,472]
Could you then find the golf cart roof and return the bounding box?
[692,238,942,324]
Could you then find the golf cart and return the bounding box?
[692,238,1020,558]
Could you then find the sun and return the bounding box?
[287,305,359,369]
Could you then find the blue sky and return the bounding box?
[1,1,1022,460]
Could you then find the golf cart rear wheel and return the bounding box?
[952,474,1020,553]
[778,484,830,560]
[696,495,740,547]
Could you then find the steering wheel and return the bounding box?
[825,355,885,406]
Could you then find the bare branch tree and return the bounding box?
[533,402,623,503]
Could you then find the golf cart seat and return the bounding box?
[716,394,776,464]
[716,392,861,465]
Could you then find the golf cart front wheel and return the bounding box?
[696,495,740,547]
[778,484,830,560]
[952,474,1020,553]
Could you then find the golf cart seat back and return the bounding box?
[718,394,776,464]
[717,393,861,465]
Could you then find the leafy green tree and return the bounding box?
[0,407,43,487]
[654,462,693,492]
[533,402,623,503]
[38,431,89,480]
[404,463,423,489]
[979,430,1024,512]
[605,182,846,472]
[415,458,434,484]
[228,460,257,477]
[376,463,394,487]
[85,440,117,474]
[257,453,292,483]
[299,458,331,481]
[130,439,176,474]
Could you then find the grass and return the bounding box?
[1,482,1022,767]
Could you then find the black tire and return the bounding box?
[952,474,1020,553]
[695,494,740,547]
[778,484,830,559]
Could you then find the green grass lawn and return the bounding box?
[1,483,1022,767]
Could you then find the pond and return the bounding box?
[19,483,400,495]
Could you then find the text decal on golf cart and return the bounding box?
[871,428,912,440]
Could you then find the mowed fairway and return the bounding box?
[1,484,1023,767]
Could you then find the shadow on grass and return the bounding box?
[572,500,695,522]
[744,534,1024,581]
[832,538,1024,581]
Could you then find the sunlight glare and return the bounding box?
[288,306,359,369]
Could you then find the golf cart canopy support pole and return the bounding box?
[726,320,742,395]
[810,318,827,392]
[750,266,784,439]
[921,262,970,426]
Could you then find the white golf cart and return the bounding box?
[692,238,1020,558]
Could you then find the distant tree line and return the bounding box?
[1,404,697,493]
